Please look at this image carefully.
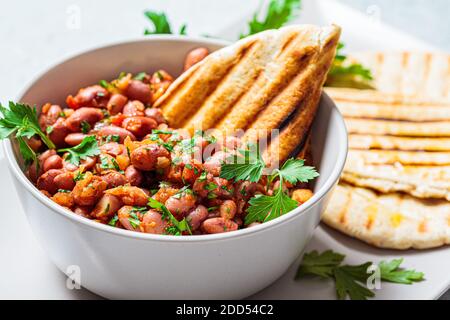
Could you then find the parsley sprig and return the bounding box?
[0,102,55,166]
[325,43,374,89]
[220,145,318,224]
[296,250,424,300]
[240,0,301,38]
[143,11,187,35]
[148,198,192,235]
[58,136,100,166]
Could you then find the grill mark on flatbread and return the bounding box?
[339,190,352,225]
[346,52,450,102]
[325,87,450,106]
[347,149,450,166]
[348,134,450,152]
[216,30,326,133]
[341,169,450,201]
[155,39,257,127]
[262,81,323,164]
[336,101,450,122]
[243,34,338,143]
[322,183,450,249]
[345,118,450,137]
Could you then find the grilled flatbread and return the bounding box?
[335,100,450,122]
[346,52,450,102]
[155,25,341,163]
[348,134,450,151]
[322,183,450,249]
[341,164,450,201]
[347,149,450,166]
[345,118,450,137]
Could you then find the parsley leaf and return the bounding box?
[275,158,319,184]
[0,102,55,166]
[295,250,345,278]
[379,258,425,284]
[240,0,302,38]
[58,136,100,166]
[220,147,265,183]
[245,187,298,224]
[334,263,375,300]
[143,11,187,35]
[148,198,191,235]
[326,42,374,89]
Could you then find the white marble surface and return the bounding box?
[1,0,449,300]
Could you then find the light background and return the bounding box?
[0,0,449,300]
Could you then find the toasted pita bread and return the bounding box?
[345,118,450,137]
[346,52,450,102]
[322,183,450,249]
[341,164,450,201]
[347,149,450,166]
[348,134,450,151]
[155,25,341,163]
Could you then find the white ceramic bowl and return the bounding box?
[3,36,347,299]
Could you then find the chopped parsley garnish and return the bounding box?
[46,126,53,134]
[99,155,121,171]
[57,189,71,193]
[73,171,85,181]
[80,121,91,134]
[105,134,120,143]
[133,72,147,81]
[204,182,218,191]
[57,136,100,166]
[108,215,118,226]
[148,198,191,235]
[128,212,141,229]
[296,250,424,300]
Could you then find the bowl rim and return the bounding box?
[3,34,348,243]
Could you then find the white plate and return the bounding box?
[0,0,448,299]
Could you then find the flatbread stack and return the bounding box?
[155,24,341,164]
[322,52,450,250]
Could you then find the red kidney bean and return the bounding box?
[121,116,157,138]
[105,186,149,206]
[97,125,136,142]
[106,93,128,115]
[219,200,237,220]
[99,142,125,157]
[37,169,64,194]
[201,217,238,234]
[48,118,70,147]
[144,108,166,124]
[203,151,228,176]
[101,171,127,188]
[72,172,107,206]
[122,100,146,117]
[117,206,142,232]
[184,47,209,71]
[65,107,104,132]
[42,154,63,172]
[141,209,168,234]
[91,194,122,220]
[66,85,109,109]
[64,133,88,146]
[125,165,143,186]
[165,192,196,219]
[39,104,62,130]
[54,171,76,191]
[130,144,170,171]
[185,205,208,231]
[124,80,152,104]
